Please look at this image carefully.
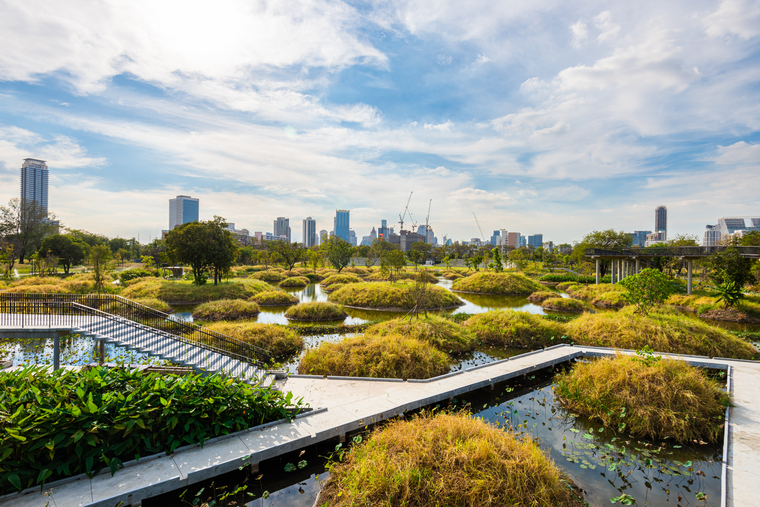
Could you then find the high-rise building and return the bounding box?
[369,227,377,242]
[378,219,389,240]
[527,234,543,249]
[519,236,527,248]
[717,217,760,237]
[169,195,199,229]
[629,231,651,248]
[507,232,521,248]
[655,205,667,241]
[490,230,501,246]
[273,217,291,242]
[702,225,721,246]
[302,217,317,247]
[319,230,328,244]
[348,229,357,246]
[21,158,49,213]
[334,210,350,242]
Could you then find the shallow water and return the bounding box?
[144,372,721,507]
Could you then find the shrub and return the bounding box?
[618,268,674,314]
[279,276,310,288]
[284,302,348,321]
[442,271,465,280]
[342,266,370,276]
[566,309,757,359]
[205,322,303,357]
[365,270,438,283]
[298,334,450,379]
[121,278,271,303]
[541,297,586,313]
[464,310,567,348]
[318,412,585,507]
[283,267,313,277]
[192,299,260,321]
[0,366,303,493]
[251,290,298,306]
[540,273,612,284]
[527,291,557,303]
[119,269,160,284]
[330,282,462,310]
[131,297,172,313]
[565,283,628,308]
[555,354,729,443]
[365,315,475,354]
[451,272,542,295]
[321,274,363,288]
[250,270,287,282]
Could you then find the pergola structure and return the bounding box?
[585,246,760,295]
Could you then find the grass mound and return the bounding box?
[565,283,628,308]
[321,274,363,288]
[284,302,348,321]
[365,270,439,283]
[283,267,313,277]
[541,297,586,313]
[131,297,172,313]
[566,309,757,359]
[451,272,542,295]
[250,290,298,306]
[5,274,107,295]
[442,271,465,280]
[342,266,371,276]
[298,334,450,379]
[192,299,260,321]
[329,282,462,310]
[279,276,310,288]
[365,315,475,354]
[464,310,567,348]
[527,291,557,303]
[318,412,584,507]
[250,270,287,282]
[555,355,730,443]
[121,278,271,303]
[205,322,303,358]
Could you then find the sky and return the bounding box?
[0,0,759,245]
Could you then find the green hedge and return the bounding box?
[0,366,303,494]
[119,268,160,284]
[539,273,611,283]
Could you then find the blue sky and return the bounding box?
[1,0,759,244]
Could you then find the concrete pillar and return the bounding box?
[611,260,616,284]
[635,258,640,274]
[687,260,693,295]
[99,340,105,365]
[53,335,60,371]
[595,259,600,285]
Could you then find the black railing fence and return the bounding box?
[0,293,271,365]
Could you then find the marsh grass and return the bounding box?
[121,278,271,303]
[564,283,628,308]
[365,315,475,354]
[364,270,439,283]
[279,276,310,288]
[250,270,287,282]
[297,334,450,379]
[442,271,465,280]
[250,290,298,306]
[541,297,587,313]
[464,310,567,348]
[321,274,363,288]
[555,354,730,443]
[527,290,558,303]
[451,272,542,295]
[192,299,260,321]
[282,268,313,277]
[342,266,371,276]
[204,322,303,358]
[318,412,585,507]
[329,282,462,310]
[567,309,757,359]
[131,297,172,313]
[284,302,348,321]
[4,273,110,295]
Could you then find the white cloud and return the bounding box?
[712,141,760,165]
[570,20,588,47]
[476,54,492,63]
[704,0,760,39]
[423,120,454,132]
[594,11,621,41]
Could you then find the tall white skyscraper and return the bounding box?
[21,158,49,212]
[169,195,199,229]
[273,217,291,241]
[302,217,317,247]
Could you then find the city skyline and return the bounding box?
[0,1,758,243]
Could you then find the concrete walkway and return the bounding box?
[1,345,758,507]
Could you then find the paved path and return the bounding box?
[1,345,758,507]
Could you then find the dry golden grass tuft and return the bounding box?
[464,310,567,348]
[191,299,260,321]
[279,276,310,288]
[284,301,348,321]
[318,411,585,507]
[555,354,730,443]
[541,297,587,313]
[250,290,298,306]
[365,315,475,354]
[451,272,543,295]
[205,322,303,358]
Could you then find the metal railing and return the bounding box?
[0,293,271,365]
[585,246,760,258]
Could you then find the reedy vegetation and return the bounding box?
[204,322,303,358]
[364,315,475,354]
[191,299,260,321]
[284,302,348,321]
[329,281,462,310]
[451,272,543,295]
[250,290,298,306]
[121,278,271,303]
[541,297,587,313]
[279,276,310,287]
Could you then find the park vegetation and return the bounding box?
[318,412,585,507]
[164,217,238,286]
[0,365,303,494]
[321,273,363,288]
[250,270,287,282]
[541,297,587,313]
[527,290,558,303]
[555,353,729,443]
[121,278,271,303]
[250,290,298,306]
[451,272,542,295]
[364,315,475,354]
[279,276,310,288]
[284,302,348,321]
[204,322,303,358]
[329,281,462,310]
[464,311,567,349]
[191,299,260,321]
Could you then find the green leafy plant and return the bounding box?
[713,280,744,308]
[610,493,636,505]
[618,268,674,315]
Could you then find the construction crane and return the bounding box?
[425,199,432,240]
[409,211,418,231]
[398,191,413,232]
[473,212,486,242]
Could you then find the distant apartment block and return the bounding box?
[169,195,199,229]
[348,229,357,246]
[655,205,667,241]
[319,229,328,244]
[527,234,543,249]
[334,210,350,242]
[21,158,49,213]
[302,217,317,247]
[490,230,500,246]
[645,231,667,247]
[629,230,651,248]
[378,219,390,240]
[507,232,521,248]
[273,217,291,242]
[718,217,760,237]
[703,225,721,246]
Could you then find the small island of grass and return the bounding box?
[121,278,272,303]
[464,310,567,348]
[321,273,363,290]
[329,281,463,311]
[250,290,299,306]
[555,354,729,443]
[541,297,586,313]
[527,290,558,303]
[205,322,304,358]
[317,412,585,507]
[279,276,310,288]
[365,315,475,354]
[284,301,348,321]
[250,270,287,283]
[191,299,260,321]
[451,272,543,295]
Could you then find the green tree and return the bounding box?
[368,239,398,258]
[267,240,306,270]
[38,234,86,275]
[0,198,59,263]
[166,222,214,285]
[407,248,423,268]
[380,249,407,282]
[619,268,674,315]
[489,247,503,272]
[322,236,353,273]
[571,230,633,275]
[90,245,112,294]
[205,217,239,285]
[707,246,754,288]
